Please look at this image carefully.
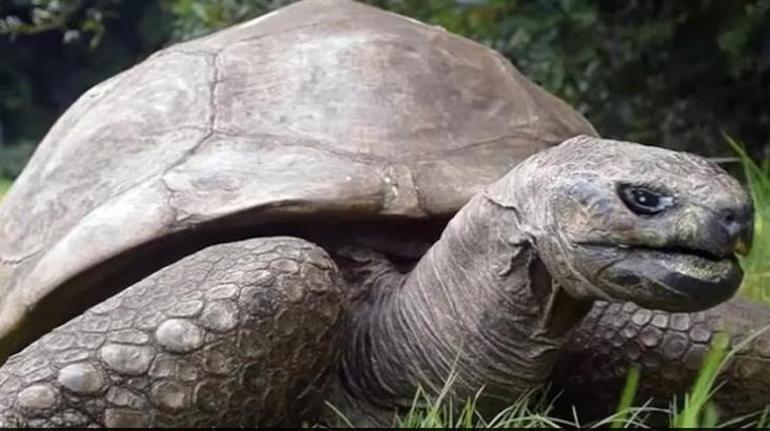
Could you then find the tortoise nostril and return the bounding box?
[723,217,740,239]
[719,207,750,235]
[720,205,753,255]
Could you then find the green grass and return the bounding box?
[670,325,770,429]
[0,178,11,199]
[324,326,770,428]
[394,372,560,428]
[609,365,640,429]
[727,135,770,302]
[670,332,732,428]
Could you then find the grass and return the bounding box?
[609,365,640,429]
[394,372,560,428]
[727,136,770,302]
[324,326,770,428]
[669,325,770,429]
[0,178,11,200]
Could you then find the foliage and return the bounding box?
[609,364,640,429]
[670,332,731,428]
[324,368,563,428]
[0,0,120,47]
[394,373,558,428]
[0,0,166,157]
[160,0,294,42]
[0,178,11,200]
[728,136,770,303]
[0,142,35,179]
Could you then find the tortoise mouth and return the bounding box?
[616,243,723,261]
[580,243,742,309]
[580,241,730,267]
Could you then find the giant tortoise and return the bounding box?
[0,0,767,427]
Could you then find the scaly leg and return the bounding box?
[553,297,770,419]
[0,237,346,427]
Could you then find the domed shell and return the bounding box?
[0,0,596,359]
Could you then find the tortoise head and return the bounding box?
[487,135,753,312]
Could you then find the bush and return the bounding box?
[0,141,35,179]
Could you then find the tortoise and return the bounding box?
[0,0,767,427]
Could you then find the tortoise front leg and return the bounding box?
[552,297,770,419]
[0,237,346,428]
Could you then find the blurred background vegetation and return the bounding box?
[0,0,769,179]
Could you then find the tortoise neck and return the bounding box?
[339,195,590,412]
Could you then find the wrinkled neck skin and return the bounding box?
[333,184,592,424]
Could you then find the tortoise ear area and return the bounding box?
[483,183,518,210]
[486,199,533,277]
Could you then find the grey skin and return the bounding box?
[556,298,770,420]
[0,0,766,427]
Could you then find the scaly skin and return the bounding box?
[553,297,770,418]
[0,237,345,427]
[338,195,572,417]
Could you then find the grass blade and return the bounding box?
[610,365,641,429]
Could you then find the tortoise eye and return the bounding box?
[617,184,675,215]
